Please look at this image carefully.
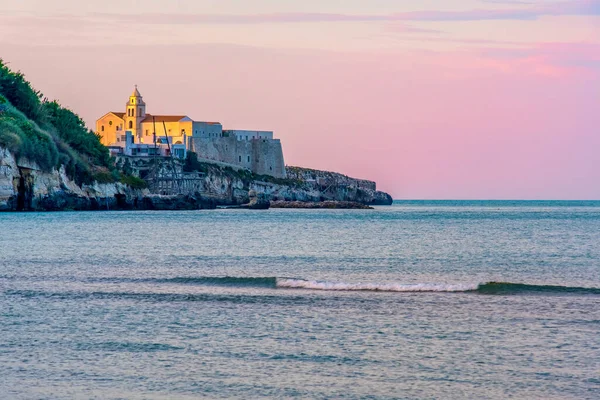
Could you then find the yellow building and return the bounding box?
[94,87,286,177]
[96,87,222,157]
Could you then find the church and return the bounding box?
[95,87,286,178]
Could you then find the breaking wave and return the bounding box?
[6,276,599,296]
[276,279,600,295]
[276,279,478,292]
[141,276,600,295]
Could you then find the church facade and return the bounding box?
[95,87,286,178]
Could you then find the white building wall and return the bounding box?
[224,130,274,141]
[192,122,223,138]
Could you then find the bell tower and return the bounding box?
[125,85,146,143]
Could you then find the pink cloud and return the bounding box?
[84,0,600,25]
[475,42,600,76]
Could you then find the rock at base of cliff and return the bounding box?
[370,192,394,206]
[242,190,270,210]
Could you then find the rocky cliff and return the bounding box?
[0,147,215,211]
[1,147,393,211]
[136,156,393,206]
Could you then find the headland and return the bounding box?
[0,61,392,211]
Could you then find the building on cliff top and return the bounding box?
[95,87,286,178]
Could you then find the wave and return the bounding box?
[276,279,478,292]
[277,279,600,295]
[475,282,600,295]
[6,275,599,296]
[153,276,278,288]
[146,276,600,295]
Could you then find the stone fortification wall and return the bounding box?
[189,136,286,178]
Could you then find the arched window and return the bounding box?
[128,121,133,129]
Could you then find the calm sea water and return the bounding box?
[1,201,599,399]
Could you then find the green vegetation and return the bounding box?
[182,151,208,173]
[0,59,113,185]
[120,174,148,190]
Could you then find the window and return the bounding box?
[101,125,105,132]
[117,137,120,142]
[270,166,273,171]
[109,121,113,126]
[247,156,250,163]
[145,130,149,136]
[181,129,185,135]
[239,155,242,162]
[246,136,248,140]
[129,121,133,129]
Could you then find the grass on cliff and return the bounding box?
[0,59,112,185]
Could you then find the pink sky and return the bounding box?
[1,0,599,199]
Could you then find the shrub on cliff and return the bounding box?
[43,100,110,168]
[0,59,112,185]
[183,152,207,173]
[0,120,22,152]
[0,61,47,126]
[120,174,148,189]
[0,104,59,171]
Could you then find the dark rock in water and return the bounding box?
[369,192,394,206]
[270,200,373,209]
[242,190,270,210]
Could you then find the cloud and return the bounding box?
[479,42,600,71]
[89,0,600,24]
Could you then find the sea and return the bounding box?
[1,201,599,399]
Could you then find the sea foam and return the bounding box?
[276,278,479,292]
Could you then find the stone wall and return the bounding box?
[189,136,286,178]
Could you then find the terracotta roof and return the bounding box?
[141,114,188,123]
[110,112,125,119]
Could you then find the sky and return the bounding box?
[1,0,599,199]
